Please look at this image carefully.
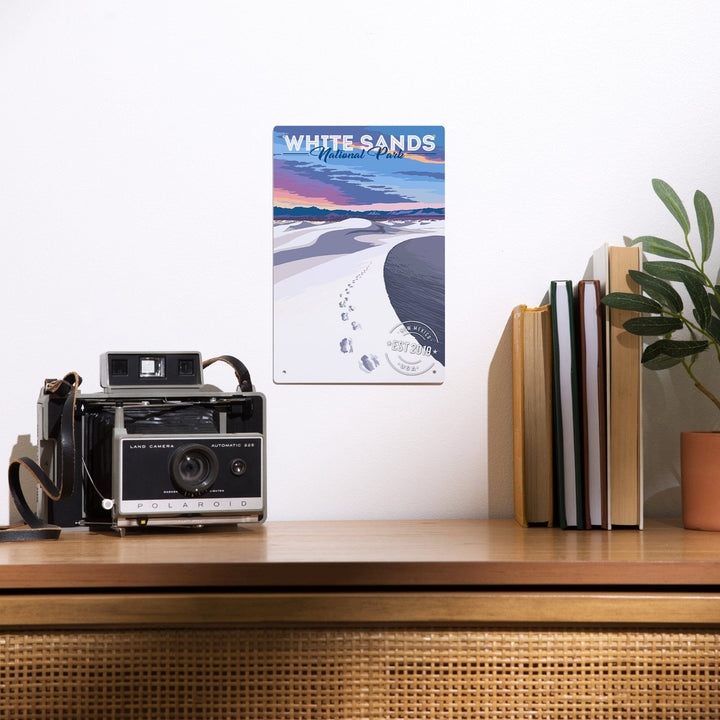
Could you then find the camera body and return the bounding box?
[37,352,266,533]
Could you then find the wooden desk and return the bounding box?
[1,519,719,718]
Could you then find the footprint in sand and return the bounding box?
[336,264,379,372]
[359,354,380,373]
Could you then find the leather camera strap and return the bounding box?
[202,355,253,392]
[1,372,81,542]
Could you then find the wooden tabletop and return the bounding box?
[0,518,718,591]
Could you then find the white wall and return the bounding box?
[2,1,720,525]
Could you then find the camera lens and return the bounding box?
[170,444,218,497]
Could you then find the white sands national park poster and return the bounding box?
[273,125,445,384]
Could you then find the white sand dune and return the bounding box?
[274,217,375,252]
[273,219,444,383]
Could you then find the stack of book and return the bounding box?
[512,244,643,529]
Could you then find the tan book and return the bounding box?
[512,304,554,526]
[598,245,643,528]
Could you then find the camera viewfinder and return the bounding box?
[110,358,129,377]
[101,352,205,388]
[139,356,166,378]
[178,358,195,376]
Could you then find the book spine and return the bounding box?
[511,305,528,528]
[550,281,585,529]
[607,246,643,528]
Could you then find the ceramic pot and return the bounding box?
[681,432,720,531]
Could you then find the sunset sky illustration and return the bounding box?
[273,126,445,212]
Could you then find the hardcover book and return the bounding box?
[592,244,644,529]
[606,246,644,528]
[579,279,608,528]
[273,125,445,384]
[512,304,554,527]
[550,280,585,529]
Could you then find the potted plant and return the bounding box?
[602,179,720,529]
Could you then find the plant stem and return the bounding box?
[664,309,720,364]
[682,360,720,411]
[693,381,720,412]
[685,230,700,269]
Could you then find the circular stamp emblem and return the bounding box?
[385,321,441,377]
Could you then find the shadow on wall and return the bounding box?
[8,434,38,525]
[487,314,514,519]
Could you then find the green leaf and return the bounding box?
[708,316,720,345]
[643,354,685,371]
[643,260,706,283]
[653,178,690,235]
[623,316,683,335]
[601,292,662,313]
[629,235,691,260]
[684,275,712,329]
[694,189,714,262]
[710,292,720,319]
[628,270,683,313]
[642,338,709,362]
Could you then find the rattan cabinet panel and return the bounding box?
[0,520,717,719]
[1,626,718,719]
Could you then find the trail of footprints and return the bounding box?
[338,264,380,373]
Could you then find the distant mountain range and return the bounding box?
[274,206,445,221]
